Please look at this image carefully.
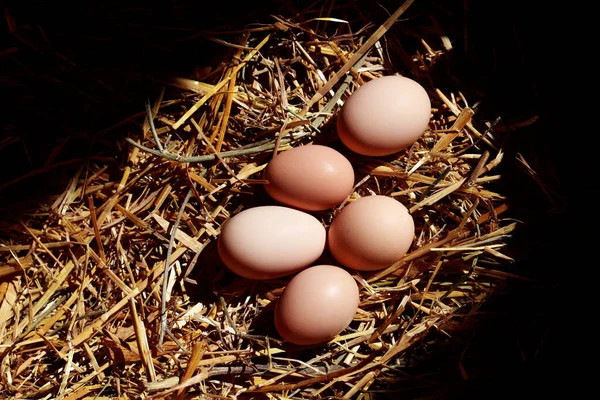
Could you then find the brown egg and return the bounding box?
[218,206,326,280]
[263,145,355,211]
[275,265,359,345]
[337,75,431,156]
[328,195,415,271]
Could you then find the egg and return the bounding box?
[275,265,359,345]
[328,195,415,271]
[263,145,355,211]
[218,206,326,280]
[337,75,431,156]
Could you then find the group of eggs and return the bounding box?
[217,75,432,345]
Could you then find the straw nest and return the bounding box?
[0,1,530,398]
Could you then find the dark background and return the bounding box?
[1,0,584,397]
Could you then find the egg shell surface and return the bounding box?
[275,265,359,345]
[263,145,355,211]
[337,75,431,156]
[218,206,326,280]
[328,195,415,271]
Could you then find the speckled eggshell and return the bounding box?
[337,75,431,156]
[263,145,355,211]
[327,195,415,271]
[218,206,326,280]
[275,265,359,345]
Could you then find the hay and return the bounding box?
[0,1,535,398]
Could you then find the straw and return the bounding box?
[0,1,539,397]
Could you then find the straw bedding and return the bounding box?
[0,1,547,398]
